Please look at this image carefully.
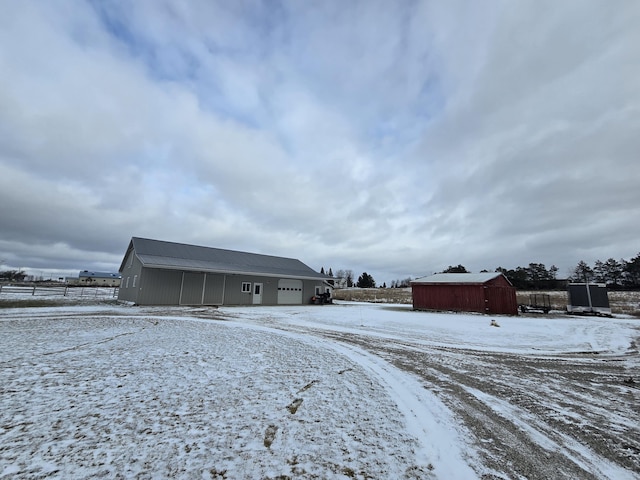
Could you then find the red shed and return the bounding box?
[411,273,518,315]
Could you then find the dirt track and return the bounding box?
[315,329,640,479]
[217,302,640,478]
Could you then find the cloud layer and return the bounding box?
[1,0,639,283]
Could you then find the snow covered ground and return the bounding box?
[1,302,638,479]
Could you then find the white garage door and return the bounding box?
[277,279,303,304]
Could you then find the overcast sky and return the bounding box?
[1,1,639,284]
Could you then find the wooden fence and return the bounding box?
[0,285,119,298]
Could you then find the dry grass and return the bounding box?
[333,288,412,304]
[334,288,640,317]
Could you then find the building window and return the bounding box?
[242,282,251,293]
[126,277,130,288]
[132,275,137,288]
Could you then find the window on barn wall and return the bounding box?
[242,282,251,293]
[133,275,137,287]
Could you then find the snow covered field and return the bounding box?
[1,302,638,479]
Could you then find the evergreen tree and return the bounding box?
[571,261,594,282]
[623,253,640,287]
[602,258,623,286]
[356,272,376,288]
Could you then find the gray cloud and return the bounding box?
[1,1,639,284]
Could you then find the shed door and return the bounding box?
[277,279,303,304]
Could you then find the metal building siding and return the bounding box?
[412,284,487,313]
[203,274,225,305]
[483,286,519,315]
[223,275,270,305]
[180,272,206,305]
[412,277,518,315]
[136,268,182,305]
[117,253,144,303]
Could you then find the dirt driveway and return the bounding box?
[317,329,640,479]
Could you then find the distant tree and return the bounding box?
[356,272,376,288]
[549,265,559,279]
[382,282,387,288]
[442,264,468,273]
[571,260,594,283]
[320,267,325,275]
[345,269,354,287]
[0,269,26,282]
[392,277,413,288]
[601,258,623,286]
[623,253,640,287]
[328,268,333,277]
[496,266,529,289]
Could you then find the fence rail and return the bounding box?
[0,285,119,298]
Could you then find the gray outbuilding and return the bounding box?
[117,237,332,306]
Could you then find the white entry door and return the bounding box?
[252,283,263,304]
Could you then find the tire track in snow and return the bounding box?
[318,339,479,479]
[324,331,639,479]
[208,318,479,478]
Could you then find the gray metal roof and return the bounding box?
[120,237,329,280]
[411,272,505,284]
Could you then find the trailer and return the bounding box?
[519,293,552,314]
[566,283,611,316]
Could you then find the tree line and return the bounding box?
[320,268,380,288]
[324,251,640,290]
[0,270,27,282]
[493,254,640,289]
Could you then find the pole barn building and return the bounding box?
[411,273,518,315]
[117,237,331,306]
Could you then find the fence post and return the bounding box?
[32,286,36,296]
[64,286,68,296]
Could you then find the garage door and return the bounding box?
[277,279,303,304]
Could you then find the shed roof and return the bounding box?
[411,272,508,285]
[119,237,329,281]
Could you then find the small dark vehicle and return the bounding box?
[310,292,332,305]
